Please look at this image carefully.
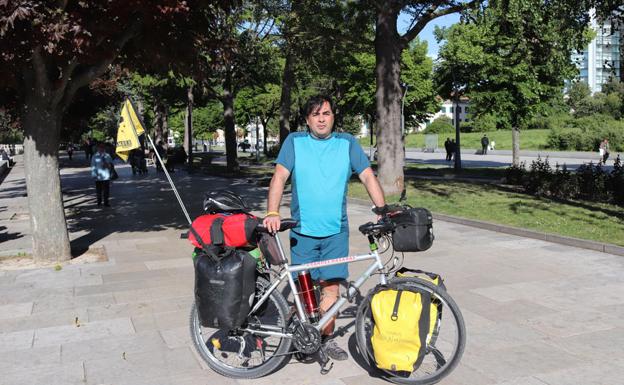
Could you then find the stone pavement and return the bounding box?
[1,154,624,385]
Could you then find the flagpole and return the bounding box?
[145,133,192,225]
[124,98,192,226]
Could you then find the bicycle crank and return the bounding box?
[291,322,322,355]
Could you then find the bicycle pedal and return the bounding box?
[320,360,334,375]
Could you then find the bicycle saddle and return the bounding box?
[255,218,298,233]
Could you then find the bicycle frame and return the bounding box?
[243,233,387,339]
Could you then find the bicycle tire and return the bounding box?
[190,276,293,379]
[355,277,466,385]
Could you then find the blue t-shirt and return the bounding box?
[276,132,370,237]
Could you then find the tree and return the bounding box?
[372,0,479,194]
[567,82,592,112]
[198,2,278,171]
[435,0,592,166]
[236,83,281,155]
[0,1,229,262]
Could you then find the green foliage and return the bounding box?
[566,82,592,111]
[169,101,224,141]
[470,113,499,132]
[401,39,440,128]
[546,116,624,151]
[505,157,624,205]
[435,1,591,132]
[337,115,363,136]
[88,105,119,142]
[424,116,454,134]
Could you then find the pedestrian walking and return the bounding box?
[481,134,489,155]
[91,143,113,207]
[599,138,610,165]
[444,138,452,161]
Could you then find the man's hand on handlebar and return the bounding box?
[263,214,281,234]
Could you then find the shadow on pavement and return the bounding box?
[63,162,272,255]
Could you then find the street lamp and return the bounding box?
[451,71,462,171]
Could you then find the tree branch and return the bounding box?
[401,0,481,45]
[58,16,143,111]
[51,57,78,107]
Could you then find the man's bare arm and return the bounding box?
[358,167,385,208]
[264,164,290,232]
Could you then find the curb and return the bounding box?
[347,197,624,257]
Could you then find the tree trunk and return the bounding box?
[22,95,71,262]
[184,84,194,166]
[261,116,269,156]
[512,126,520,166]
[375,9,404,195]
[154,101,165,147]
[279,51,295,144]
[222,72,239,172]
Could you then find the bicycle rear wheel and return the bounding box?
[190,276,292,379]
[355,277,466,385]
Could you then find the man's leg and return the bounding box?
[317,231,349,361]
[95,181,102,206]
[103,181,110,206]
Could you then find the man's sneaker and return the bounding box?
[323,338,348,361]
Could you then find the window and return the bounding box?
[457,106,462,113]
[450,106,454,113]
[440,107,446,113]
[451,119,455,126]
[464,106,469,113]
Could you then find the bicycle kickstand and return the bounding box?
[317,347,334,375]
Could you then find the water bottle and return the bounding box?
[296,270,319,323]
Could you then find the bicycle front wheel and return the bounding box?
[355,277,466,385]
[190,276,292,379]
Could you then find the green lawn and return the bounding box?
[360,129,552,151]
[349,179,624,246]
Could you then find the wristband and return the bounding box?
[266,211,280,217]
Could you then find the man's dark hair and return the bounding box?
[304,95,334,117]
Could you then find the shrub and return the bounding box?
[524,157,553,196]
[459,122,475,133]
[549,164,578,200]
[424,116,454,134]
[609,155,624,205]
[576,163,609,201]
[505,162,526,185]
[471,113,498,132]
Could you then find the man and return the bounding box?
[444,137,452,161]
[481,134,489,155]
[263,95,385,361]
[90,143,113,207]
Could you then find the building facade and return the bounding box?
[571,11,622,93]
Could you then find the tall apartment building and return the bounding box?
[571,11,622,93]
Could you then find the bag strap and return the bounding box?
[188,225,218,263]
[391,290,402,321]
[210,216,225,246]
[413,291,432,369]
[397,267,442,283]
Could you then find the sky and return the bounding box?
[397,12,460,59]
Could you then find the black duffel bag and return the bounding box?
[389,207,434,252]
[194,247,257,329]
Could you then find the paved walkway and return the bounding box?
[1,155,624,385]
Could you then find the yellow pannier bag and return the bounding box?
[370,268,445,373]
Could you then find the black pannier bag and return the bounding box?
[194,247,257,329]
[257,233,287,265]
[390,207,434,252]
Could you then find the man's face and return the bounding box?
[306,101,334,139]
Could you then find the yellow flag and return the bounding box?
[115,99,145,161]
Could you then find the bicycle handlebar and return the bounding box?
[358,220,395,235]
